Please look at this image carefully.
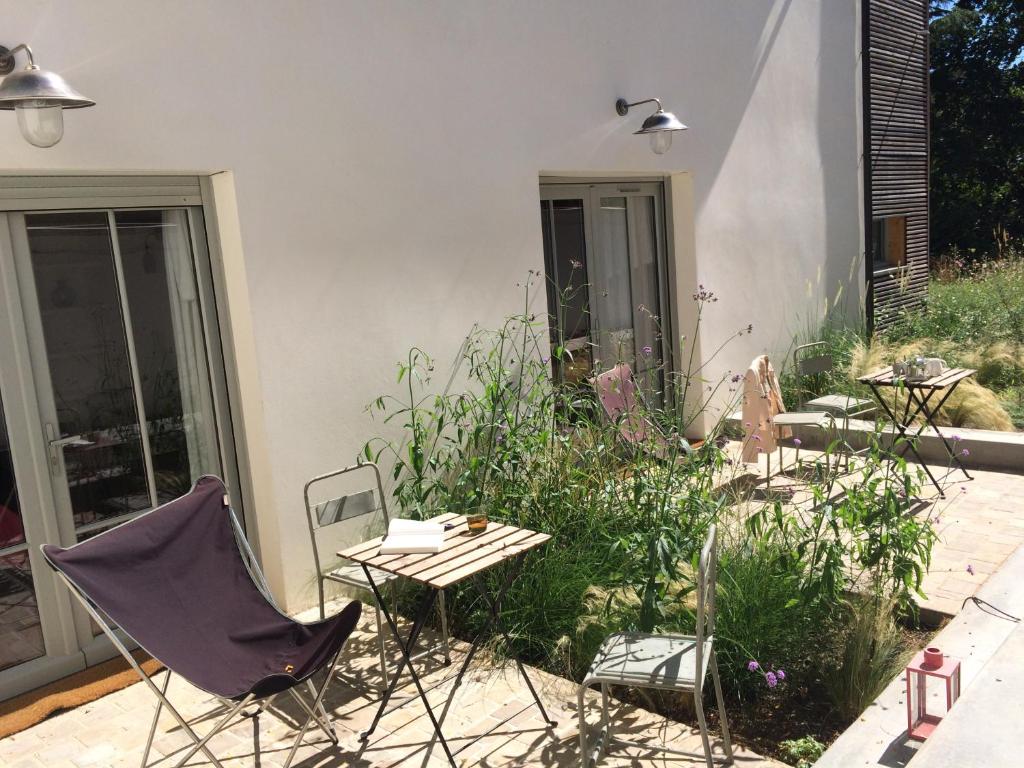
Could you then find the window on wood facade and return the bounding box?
[872,216,907,270]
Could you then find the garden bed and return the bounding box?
[369,279,950,764]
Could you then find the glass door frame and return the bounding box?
[0,203,242,693]
[539,181,674,386]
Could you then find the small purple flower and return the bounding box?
[952,434,962,442]
[744,421,752,428]
[641,345,653,357]
[747,660,760,672]
[731,373,743,383]
[541,356,550,364]
[752,434,761,442]
[776,669,785,681]
[961,448,970,457]
[793,438,802,447]
[570,259,583,269]
[765,671,778,688]
[967,564,975,576]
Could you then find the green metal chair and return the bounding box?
[577,524,731,768]
[303,462,450,693]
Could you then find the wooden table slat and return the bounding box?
[361,521,517,571]
[337,512,463,561]
[340,515,551,588]
[858,366,977,390]
[429,532,551,589]
[858,365,893,385]
[409,528,539,584]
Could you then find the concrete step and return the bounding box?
[816,543,1024,768]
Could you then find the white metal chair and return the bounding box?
[577,524,732,768]
[792,342,876,420]
[303,462,450,692]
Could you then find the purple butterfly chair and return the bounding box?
[42,475,362,768]
[594,363,692,462]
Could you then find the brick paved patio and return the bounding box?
[0,612,781,768]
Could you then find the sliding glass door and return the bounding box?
[539,182,670,397]
[0,200,234,696]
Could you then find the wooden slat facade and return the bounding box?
[863,0,930,331]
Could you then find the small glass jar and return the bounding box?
[467,511,488,534]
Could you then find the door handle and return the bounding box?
[44,423,84,470]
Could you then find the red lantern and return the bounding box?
[906,646,961,740]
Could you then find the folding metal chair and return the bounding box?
[792,342,876,419]
[42,475,363,768]
[594,363,693,463]
[303,462,450,692]
[578,525,731,768]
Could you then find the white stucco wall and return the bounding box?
[0,0,864,610]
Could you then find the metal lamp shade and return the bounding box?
[635,110,687,135]
[0,66,95,110]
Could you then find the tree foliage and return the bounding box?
[930,0,1024,260]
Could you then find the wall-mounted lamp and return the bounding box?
[615,97,687,155]
[0,44,94,148]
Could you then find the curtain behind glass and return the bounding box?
[593,197,634,371]
[162,210,219,487]
[116,209,220,504]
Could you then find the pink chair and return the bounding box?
[594,364,692,462]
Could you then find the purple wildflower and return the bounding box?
[776,669,785,681]
[967,564,975,576]
[952,434,962,442]
[642,345,653,357]
[765,671,778,688]
[752,434,761,441]
[793,438,802,447]
[747,660,760,672]
[731,373,743,383]
[570,259,583,269]
[962,448,970,457]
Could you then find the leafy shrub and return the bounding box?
[711,538,827,698]
[779,735,826,768]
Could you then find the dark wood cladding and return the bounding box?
[864,0,930,331]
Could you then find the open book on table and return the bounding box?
[378,518,445,555]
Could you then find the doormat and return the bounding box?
[0,650,162,739]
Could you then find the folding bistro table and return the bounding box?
[338,513,555,766]
[857,366,976,496]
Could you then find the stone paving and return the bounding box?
[0,612,781,768]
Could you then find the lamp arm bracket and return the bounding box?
[0,43,35,76]
[615,97,663,117]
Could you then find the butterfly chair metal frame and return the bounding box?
[578,525,731,768]
[304,462,450,693]
[43,477,361,768]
